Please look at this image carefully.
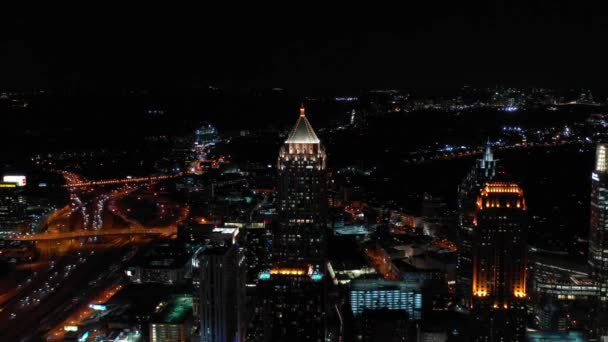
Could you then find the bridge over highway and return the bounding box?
[8,226,176,241]
[62,174,182,188]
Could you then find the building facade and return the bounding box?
[255,105,330,342]
[349,279,422,320]
[244,223,272,286]
[196,228,246,342]
[470,182,528,341]
[589,144,608,337]
[275,105,328,264]
[257,263,326,342]
[456,142,498,305]
[0,181,27,235]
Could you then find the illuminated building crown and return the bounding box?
[476,182,526,210]
[278,105,326,171]
[284,104,321,144]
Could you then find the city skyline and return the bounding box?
[0,95,605,340]
[2,6,608,341]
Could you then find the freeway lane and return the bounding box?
[0,236,151,341]
[0,175,188,340]
[11,226,177,241]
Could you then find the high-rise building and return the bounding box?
[0,179,27,235]
[254,105,330,342]
[257,262,326,342]
[456,142,498,305]
[470,182,528,341]
[276,104,328,263]
[589,144,608,337]
[195,227,246,342]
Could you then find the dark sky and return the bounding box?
[1,4,608,92]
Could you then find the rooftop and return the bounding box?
[477,181,526,210]
[131,241,190,269]
[527,331,588,342]
[153,294,193,324]
[259,262,323,281]
[350,279,421,291]
[285,105,321,144]
[481,182,523,195]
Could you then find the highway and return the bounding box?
[0,171,188,340]
[11,226,176,241]
[0,237,148,341]
[404,139,589,164]
[62,173,182,188]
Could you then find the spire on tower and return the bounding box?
[300,103,306,117]
[477,139,497,178]
[484,140,493,161]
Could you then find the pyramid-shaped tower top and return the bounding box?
[285,104,321,144]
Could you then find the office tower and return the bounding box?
[349,279,423,320]
[257,262,326,342]
[456,142,498,305]
[0,177,27,235]
[470,182,528,341]
[276,104,328,263]
[589,144,608,337]
[196,227,246,342]
[253,105,330,342]
[348,280,423,342]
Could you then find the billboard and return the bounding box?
[3,175,26,187]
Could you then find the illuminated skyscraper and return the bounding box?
[456,142,498,305]
[276,105,327,263]
[0,178,27,235]
[253,105,329,342]
[589,144,608,337]
[194,228,246,342]
[470,182,528,341]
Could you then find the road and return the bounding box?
[0,236,149,341]
[404,139,588,164]
[63,173,181,188]
[12,226,177,241]
[0,173,188,340]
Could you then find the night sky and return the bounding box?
[1,4,608,92]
